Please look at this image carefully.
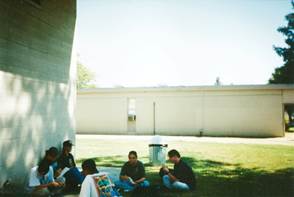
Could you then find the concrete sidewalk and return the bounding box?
[76,132,294,146]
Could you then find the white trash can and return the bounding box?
[149,135,168,165]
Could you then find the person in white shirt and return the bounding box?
[80,159,120,197]
[29,160,64,196]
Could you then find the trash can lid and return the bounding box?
[150,135,167,145]
[149,144,168,147]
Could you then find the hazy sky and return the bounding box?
[75,0,292,87]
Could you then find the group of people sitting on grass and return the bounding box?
[28,140,196,197]
[28,140,83,196]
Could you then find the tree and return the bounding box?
[269,1,294,84]
[77,61,96,89]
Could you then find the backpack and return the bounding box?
[93,173,120,197]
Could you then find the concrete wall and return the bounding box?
[77,96,127,133]
[77,85,294,137]
[0,0,76,187]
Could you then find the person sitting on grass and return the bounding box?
[43,147,59,166]
[80,159,120,197]
[43,147,60,175]
[160,149,196,191]
[28,159,64,196]
[115,151,150,192]
[56,140,84,190]
[42,146,68,184]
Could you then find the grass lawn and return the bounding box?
[75,136,294,197]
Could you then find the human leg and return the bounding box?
[171,181,190,191]
[138,180,150,188]
[64,167,85,190]
[114,179,135,192]
[162,175,172,189]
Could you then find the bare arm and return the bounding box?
[33,182,62,191]
[167,172,178,182]
[54,168,62,178]
[120,175,129,180]
[134,177,146,184]
[34,183,50,191]
[162,167,178,182]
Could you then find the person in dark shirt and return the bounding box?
[115,151,150,192]
[56,140,84,190]
[57,140,76,169]
[161,149,196,191]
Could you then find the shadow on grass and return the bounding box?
[77,156,153,168]
[77,156,294,197]
[162,157,294,197]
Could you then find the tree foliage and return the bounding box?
[77,61,96,89]
[269,1,294,84]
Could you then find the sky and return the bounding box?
[75,0,292,87]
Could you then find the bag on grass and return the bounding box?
[93,173,120,197]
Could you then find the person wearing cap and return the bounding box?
[115,151,150,192]
[28,159,64,196]
[57,140,76,169]
[80,159,120,197]
[57,140,84,190]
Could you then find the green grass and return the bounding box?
[76,138,294,197]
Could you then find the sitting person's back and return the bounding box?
[80,159,120,197]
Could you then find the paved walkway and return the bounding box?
[77,132,294,146]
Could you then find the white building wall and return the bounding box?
[0,0,76,186]
[202,91,283,137]
[154,96,203,135]
[77,85,294,137]
[283,90,294,103]
[136,98,154,134]
[77,95,127,134]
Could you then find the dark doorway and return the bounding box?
[127,98,136,133]
[284,104,294,132]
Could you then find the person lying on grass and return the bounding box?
[115,151,150,192]
[80,159,120,197]
[160,149,196,191]
[28,159,64,197]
